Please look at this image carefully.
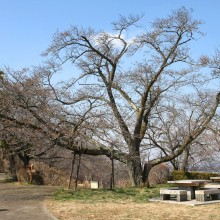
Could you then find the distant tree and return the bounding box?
[0,68,97,180]
[0,71,4,79]
[145,91,220,172]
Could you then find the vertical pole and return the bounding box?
[75,153,81,191]
[68,153,76,189]
[110,145,115,190]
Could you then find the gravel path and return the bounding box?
[0,173,58,220]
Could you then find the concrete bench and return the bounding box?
[195,189,220,201]
[160,188,187,202]
[202,183,220,189]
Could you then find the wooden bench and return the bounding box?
[160,188,187,202]
[195,189,220,201]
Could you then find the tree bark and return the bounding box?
[7,155,18,181]
[17,153,30,168]
[142,163,153,187]
[127,149,143,187]
[180,147,190,172]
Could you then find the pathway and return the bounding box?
[0,173,58,220]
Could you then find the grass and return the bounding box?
[52,184,166,203]
[46,184,220,220]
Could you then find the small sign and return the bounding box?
[90,181,99,189]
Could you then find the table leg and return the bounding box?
[179,186,195,200]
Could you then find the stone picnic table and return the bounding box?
[210,177,220,182]
[167,179,212,200]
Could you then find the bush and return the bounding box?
[171,170,188,180]
[33,162,69,186]
[149,164,170,185]
[171,170,218,180]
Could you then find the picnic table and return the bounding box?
[202,177,220,189]
[167,179,211,200]
[210,177,220,182]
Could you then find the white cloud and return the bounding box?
[92,31,136,48]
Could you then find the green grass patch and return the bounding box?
[53,184,170,203]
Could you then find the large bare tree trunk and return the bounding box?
[142,163,153,187]
[17,153,30,168]
[127,148,143,187]
[127,161,143,187]
[7,155,18,181]
[181,147,190,172]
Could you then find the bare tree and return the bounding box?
[39,7,220,186]
[0,67,98,180]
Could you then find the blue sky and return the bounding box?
[1,0,220,71]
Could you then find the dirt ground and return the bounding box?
[46,199,220,220]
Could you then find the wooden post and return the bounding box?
[110,145,115,190]
[75,154,81,191]
[68,153,76,189]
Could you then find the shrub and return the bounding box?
[149,164,170,185]
[171,170,218,180]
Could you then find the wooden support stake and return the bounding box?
[68,153,76,189]
[110,146,115,190]
[75,154,81,191]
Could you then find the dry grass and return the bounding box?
[46,199,220,220]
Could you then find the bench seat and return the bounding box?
[202,183,220,189]
[160,188,187,202]
[195,189,220,201]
